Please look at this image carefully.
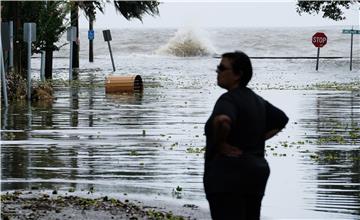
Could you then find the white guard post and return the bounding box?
[23,22,36,100]
[67,27,77,81]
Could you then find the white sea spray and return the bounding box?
[156,27,216,57]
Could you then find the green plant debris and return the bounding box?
[171,142,179,147]
[172,186,183,199]
[0,192,20,201]
[251,80,360,91]
[1,192,186,220]
[309,153,342,162]
[349,131,360,139]
[51,79,104,89]
[89,186,95,194]
[146,209,184,220]
[316,135,346,145]
[175,186,182,192]
[312,81,360,91]
[129,150,138,156]
[186,147,205,154]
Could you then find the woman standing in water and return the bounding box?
[204,51,289,219]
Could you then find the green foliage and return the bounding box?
[1,1,68,52]
[1,1,69,79]
[79,1,105,21]
[35,1,69,52]
[296,1,359,21]
[114,1,160,21]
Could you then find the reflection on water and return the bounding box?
[300,91,360,216]
[1,71,359,218]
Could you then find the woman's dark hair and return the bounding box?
[222,51,253,87]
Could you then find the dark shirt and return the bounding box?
[204,87,289,195]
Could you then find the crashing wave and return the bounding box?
[156,28,215,57]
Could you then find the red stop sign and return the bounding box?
[312,32,327,48]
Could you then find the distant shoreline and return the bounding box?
[31,56,353,60]
[213,56,348,59]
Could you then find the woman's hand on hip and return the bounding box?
[219,143,242,157]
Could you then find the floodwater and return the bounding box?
[1,26,360,219]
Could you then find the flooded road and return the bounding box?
[1,57,360,219]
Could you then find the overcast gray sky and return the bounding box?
[79,1,360,29]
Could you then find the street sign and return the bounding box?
[103,30,112,41]
[342,29,359,71]
[312,32,327,48]
[88,30,94,40]
[342,29,360,34]
[1,22,10,50]
[102,30,115,71]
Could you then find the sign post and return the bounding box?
[9,21,13,70]
[40,50,46,81]
[88,28,94,62]
[23,23,36,100]
[67,27,77,81]
[0,34,8,107]
[342,28,360,71]
[312,32,327,71]
[103,30,116,72]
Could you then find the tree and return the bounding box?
[1,1,33,79]
[36,1,68,80]
[1,1,68,80]
[113,1,160,21]
[296,1,359,21]
[70,1,80,72]
[68,1,105,77]
[78,1,105,63]
[2,1,160,81]
[68,1,159,76]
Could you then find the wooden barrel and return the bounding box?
[105,75,143,93]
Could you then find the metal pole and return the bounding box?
[69,40,73,81]
[27,100,32,131]
[9,21,13,69]
[27,28,32,100]
[89,20,93,62]
[40,50,45,81]
[0,37,9,107]
[316,47,320,71]
[107,41,115,72]
[350,33,353,71]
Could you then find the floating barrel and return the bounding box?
[105,75,143,93]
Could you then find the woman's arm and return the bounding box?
[213,114,242,157]
[265,100,289,140]
[265,129,281,140]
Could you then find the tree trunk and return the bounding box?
[45,48,53,80]
[71,2,79,77]
[12,1,27,79]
